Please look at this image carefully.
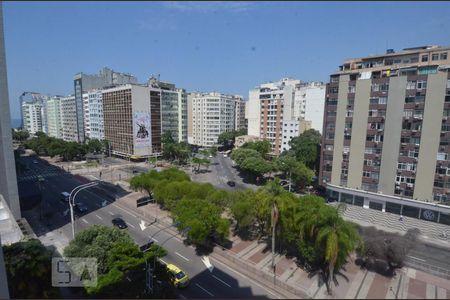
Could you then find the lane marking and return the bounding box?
[81,218,89,224]
[210,257,281,299]
[407,255,426,262]
[159,258,167,265]
[195,283,214,297]
[212,274,231,287]
[175,252,190,261]
[95,214,103,220]
[112,204,138,218]
[126,222,136,229]
[108,211,114,215]
[179,293,186,299]
[151,237,159,242]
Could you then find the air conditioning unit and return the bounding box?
[406,183,413,188]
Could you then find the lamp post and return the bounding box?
[69,182,98,239]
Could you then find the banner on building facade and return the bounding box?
[133,111,151,147]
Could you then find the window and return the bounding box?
[371,83,379,92]
[437,152,448,160]
[348,85,356,93]
[432,53,439,61]
[440,52,448,60]
[369,110,378,117]
[379,97,387,104]
[346,110,353,117]
[380,83,389,91]
[447,79,450,89]
[417,81,427,90]
[421,55,429,62]
[406,80,416,90]
[403,110,413,118]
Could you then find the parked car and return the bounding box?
[166,264,190,288]
[60,192,70,202]
[227,180,236,187]
[139,241,154,252]
[112,217,128,229]
[74,202,88,214]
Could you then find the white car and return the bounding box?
[209,155,213,158]
[223,154,228,157]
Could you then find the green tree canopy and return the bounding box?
[286,129,321,170]
[217,129,247,146]
[12,129,30,142]
[3,239,60,299]
[240,156,273,177]
[230,148,261,165]
[241,140,272,156]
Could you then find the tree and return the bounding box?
[291,162,315,188]
[12,129,30,142]
[64,225,174,298]
[287,129,321,171]
[161,131,175,145]
[240,156,273,178]
[231,148,261,165]
[3,239,60,298]
[241,140,272,156]
[217,129,247,146]
[172,198,230,247]
[86,138,103,153]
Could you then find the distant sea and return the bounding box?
[11,118,21,129]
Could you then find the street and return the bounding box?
[17,155,281,299]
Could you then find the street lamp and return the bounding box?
[69,181,98,239]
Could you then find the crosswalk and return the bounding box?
[17,169,64,182]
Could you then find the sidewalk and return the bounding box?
[114,190,450,299]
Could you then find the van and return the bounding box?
[60,192,70,202]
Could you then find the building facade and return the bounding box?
[86,90,104,140]
[102,84,161,159]
[0,1,20,220]
[73,67,138,143]
[21,101,43,135]
[188,92,240,147]
[46,96,63,138]
[235,98,247,131]
[61,95,78,142]
[149,78,188,142]
[320,45,450,225]
[248,78,326,155]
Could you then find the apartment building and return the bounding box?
[235,98,247,131]
[86,90,104,140]
[102,84,161,159]
[46,96,63,138]
[149,78,188,142]
[320,45,450,225]
[248,78,319,155]
[74,67,138,143]
[295,82,326,133]
[21,101,44,135]
[61,95,78,142]
[187,92,240,147]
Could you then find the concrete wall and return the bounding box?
[378,76,407,195]
[347,79,371,188]
[0,2,20,220]
[331,75,349,185]
[414,72,448,201]
[303,85,326,133]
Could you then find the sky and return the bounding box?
[4,1,450,119]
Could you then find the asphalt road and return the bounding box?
[18,156,281,299]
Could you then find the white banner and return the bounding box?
[133,111,151,147]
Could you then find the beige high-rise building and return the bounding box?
[320,45,450,225]
[61,95,78,142]
[102,84,162,158]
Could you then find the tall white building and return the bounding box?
[188,92,241,147]
[21,101,44,135]
[294,82,326,133]
[248,78,325,155]
[86,90,104,140]
[235,98,247,131]
[83,93,90,138]
[61,95,78,142]
[46,96,63,138]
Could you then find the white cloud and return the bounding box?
[163,1,253,13]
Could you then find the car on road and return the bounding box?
[33,160,38,164]
[139,241,154,252]
[60,192,70,202]
[37,175,45,182]
[209,155,213,158]
[279,180,289,186]
[166,264,189,288]
[74,202,88,214]
[227,180,236,187]
[112,217,128,229]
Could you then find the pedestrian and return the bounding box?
[399,215,403,221]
